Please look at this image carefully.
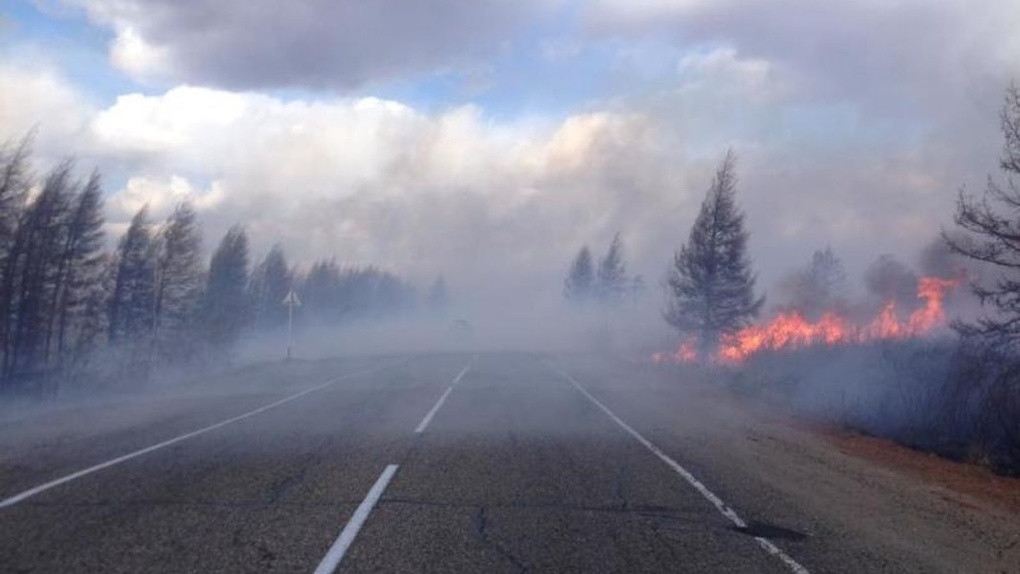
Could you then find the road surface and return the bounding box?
[0,352,1017,572]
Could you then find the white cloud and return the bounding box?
[0,63,94,161]
[108,25,172,83]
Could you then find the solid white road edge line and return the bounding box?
[0,359,410,511]
[414,362,471,434]
[313,464,399,574]
[553,366,811,574]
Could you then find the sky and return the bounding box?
[2,0,1019,310]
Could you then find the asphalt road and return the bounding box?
[0,352,1017,573]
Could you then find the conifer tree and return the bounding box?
[202,226,250,350]
[249,244,292,330]
[152,202,204,361]
[50,170,105,366]
[109,206,155,345]
[564,245,595,303]
[664,151,763,357]
[597,233,627,306]
[3,161,75,380]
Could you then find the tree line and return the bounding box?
[564,233,644,307]
[574,83,1020,472]
[561,150,762,358]
[0,136,423,395]
[562,83,1020,365]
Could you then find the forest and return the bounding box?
[0,136,425,394]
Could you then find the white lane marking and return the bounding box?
[553,366,810,574]
[0,359,409,511]
[313,464,398,574]
[414,387,454,434]
[452,362,472,385]
[414,362,471,434]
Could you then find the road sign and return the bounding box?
[283,290,302,306]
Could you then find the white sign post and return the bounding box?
[282,289,302,360]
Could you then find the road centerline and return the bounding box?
[0,358,410,511]
[313,464,399,574]
[413,361,472,434]
[550,363,810,574]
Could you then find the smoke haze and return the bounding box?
[4,1,1020,318]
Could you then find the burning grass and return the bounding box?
[654,276,961,364]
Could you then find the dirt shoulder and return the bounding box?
[821,427,1020,515]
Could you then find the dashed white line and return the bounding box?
[552,366,810,574]
[313,464,399,574]
[414,362,471,434]
[0,359,409,511]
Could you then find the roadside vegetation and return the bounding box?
[644,85,1020,476]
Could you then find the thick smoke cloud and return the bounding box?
[584,0,1020,114]
[4,0,1020,312]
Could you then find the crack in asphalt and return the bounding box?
[475,506,530,573]
[266,454,317,504]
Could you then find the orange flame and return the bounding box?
[656,275,960,364]
[652,339,697,364]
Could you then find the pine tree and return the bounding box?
[2,161,75,381]
[202,226,250,350]
[597,233,627,306]
[664,151,763,358]
[152,202,204,362]
[564,246,595,303]
[49,170,105,368]
[302,259,342,323]
[0,136,33,385]
[0,134,32,261]
[108,206,155,345]
[248,244,292,330]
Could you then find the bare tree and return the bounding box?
[945,83,1020,342]
[664,151,763,358]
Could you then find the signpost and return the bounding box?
[283,289,301,360]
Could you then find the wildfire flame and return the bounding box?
[655,276,960,364]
